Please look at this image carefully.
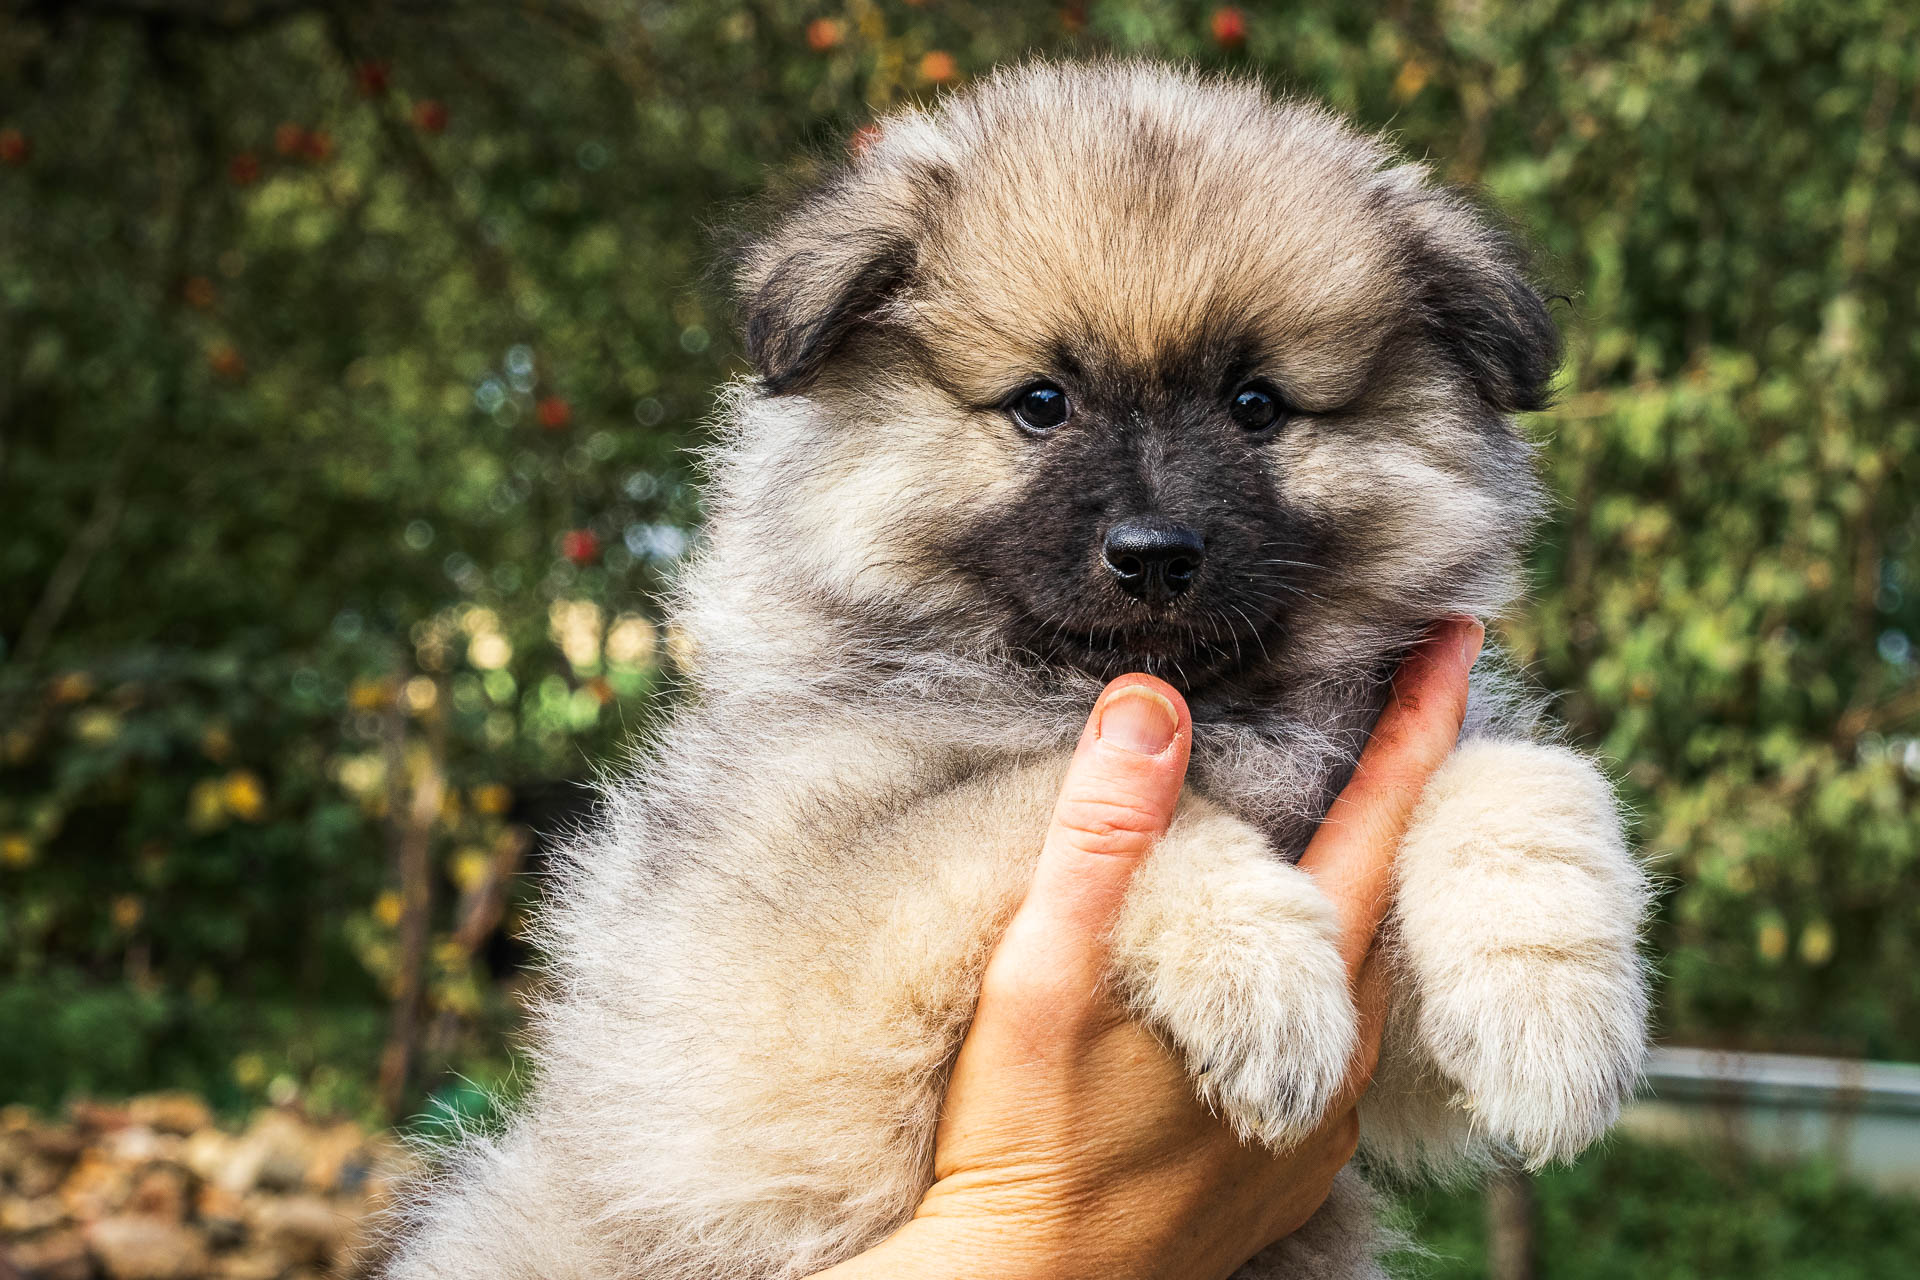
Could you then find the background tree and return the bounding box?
[1,0,1915,1133]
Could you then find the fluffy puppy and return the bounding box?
[383,61,1650,1279]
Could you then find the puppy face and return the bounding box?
[729,62,1555,692]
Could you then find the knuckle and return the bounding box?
[980,974,1043,1020]
[1051,792,1165,856]
[978,954,1048,1011]
[1333,1110,1361,1162]
[981,959,1092,1030]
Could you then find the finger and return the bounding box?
[1333,945,1390,1112]
[1300,617,1483,980]
[1000,675,1192,979]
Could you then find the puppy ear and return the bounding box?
[736,173,920,394]
[1399,182,1563,413]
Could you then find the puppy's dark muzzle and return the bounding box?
[1103,519,1205,604]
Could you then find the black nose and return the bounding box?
[1102,519,1206,603]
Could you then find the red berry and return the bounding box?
[806,18,844,51]
[536,396,572,431]
[0,128,27,166]
[274,122,307,156]
[1211,6,1247,48]
[562,530,600,566]
[919,51,958,84]
[301,130,334,162]
[412,99,449,134]
[228,152,261,186]
[355,60,391,97]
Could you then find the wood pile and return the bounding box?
[1,1097,412,1280]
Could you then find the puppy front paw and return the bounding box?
[1111,804,1356,1149]
[1396,739,1651,1168]
[1185,940,1357,1152]
[1416,942,1646,1167]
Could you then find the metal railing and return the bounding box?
[1483,1047,1920,1280]
[1623,1046,1920,1194]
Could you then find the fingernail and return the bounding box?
[1098,686,1178,756]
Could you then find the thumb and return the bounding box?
[996,675,1192,989]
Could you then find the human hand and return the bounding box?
[814,618,1484,1280]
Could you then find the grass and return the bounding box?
[1390,1136,1920,1279]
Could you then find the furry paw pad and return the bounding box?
[1395,739,1652,1167]
[1188,971,1357,1150]
[1110,803,1362,1151]
[1120,853,1357,1150]
[1417,950,1646,1167]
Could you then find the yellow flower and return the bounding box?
[1393,59,1430,102]
[1799,920,1835,966]
[372,890,404,928]
[221,770,266,821]
[111,895,144,930]
[187,779,227,832]
[438,981,481,1018]
[471,783,512,816]
[73,708,123,745]
[0,834,34,868]
[450,847,492,893]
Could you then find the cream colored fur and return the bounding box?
[383,716,1645,1279]
[1364,740,1650,1175]
[1110,797,1355,1148]
[379,61,1651,1280]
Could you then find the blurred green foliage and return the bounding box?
[1397,1135,1920,1279]
[1,0,1916,1124]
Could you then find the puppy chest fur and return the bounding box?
[382,61,1649,1280]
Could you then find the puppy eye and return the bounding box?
[1229,383,1286,432]
[1008,383,1070,432]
